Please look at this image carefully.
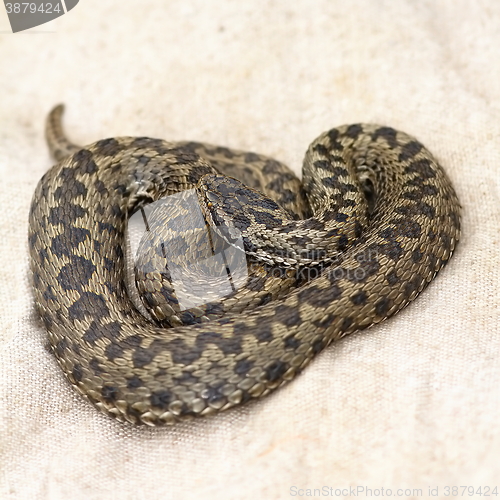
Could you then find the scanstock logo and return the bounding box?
[3,0,78,32]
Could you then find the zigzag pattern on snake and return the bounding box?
[28,105,460,426]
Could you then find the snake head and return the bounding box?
[198,174,291,234]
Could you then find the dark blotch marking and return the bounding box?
[347,257,381,283]
[122,334,142,349]
[133,346,156,368]
[312,339,326,355]
[53,338,68,358]
[314,160,332,172]
[274,304,301,327]
[130,137,165,149]
[204,302,225,316]
[402,191,421,201]
[101,385,119,401]
[48,204,87,225]
[112,182,127,195]
[82,320,122,347]
[94,138,125,157]
[351,291,368,306]
[111,204,123,218]
[440,232,452,251]
[56,255,96,291]
[301,218,325,231]
[98,221,117,234]
[42,313,53,330]
[405,158,436,179]
[265,174,296,194]
[103,257,115,272]
[54,180,87,202]
[32,272,41,288]
[252,210,283,228]
[180,311,198,325]
[337,234,349,251]
[235,358,254,376]
[278,189,296,205]
[94,179,108,195]
[38,248,49,266]
[345,124,363,139]
[325,228,339,238]
[284,336,301,349]
[174,372,199,385]
[340,317,353,332]
[372,127,398,148]
[312,143,329,157]
[395,202,436,220]
[89,358,103,374]
[42,285,57,302]
[195,331,241,356]
[327,129,343,150]
[237,316,271,343]
[186,165,215,184]
[375,297,391,317]
[57,166,76,182]
[232,213,252,232]
[28,231,38,249]
[73,149,98,174]
[105,342,124,361]
[127,376,144,389]
[259,293,273,306]
[265,360,288,383]
[398,141,423,162]
[298,285,337,307]
[404,275,422,299]
[381,219,421,239]
[254,326,273,343]
[386,270,399,286]
[51,226,90,258]
[82,321,101,344]
[72,364,83,382]
[68,292,109,321]
[150,390,172,409]
[212,146,235,159]
[322,176,358,194]
[313,314,335,329]
[354,221,363,238]
[376,241,404,261]
[392,218,422,238]
[202,385,226,407]
[261,159,283,175]
[244,152,260,162]
[412,248,423,263]
[450,211,460,230]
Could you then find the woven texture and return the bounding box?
[1,1,499,498]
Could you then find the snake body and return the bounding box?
[28,105,460,426]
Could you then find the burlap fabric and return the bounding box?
[1,1,499,498]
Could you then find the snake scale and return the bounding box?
[28,105,460,426]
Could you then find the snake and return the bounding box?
[28,105,461,426]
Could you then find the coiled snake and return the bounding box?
[28,105,460,426]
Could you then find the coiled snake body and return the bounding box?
[28,106,460,426]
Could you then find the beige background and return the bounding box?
[1,1,499,499]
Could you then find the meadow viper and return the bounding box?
[28,105,461,426]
